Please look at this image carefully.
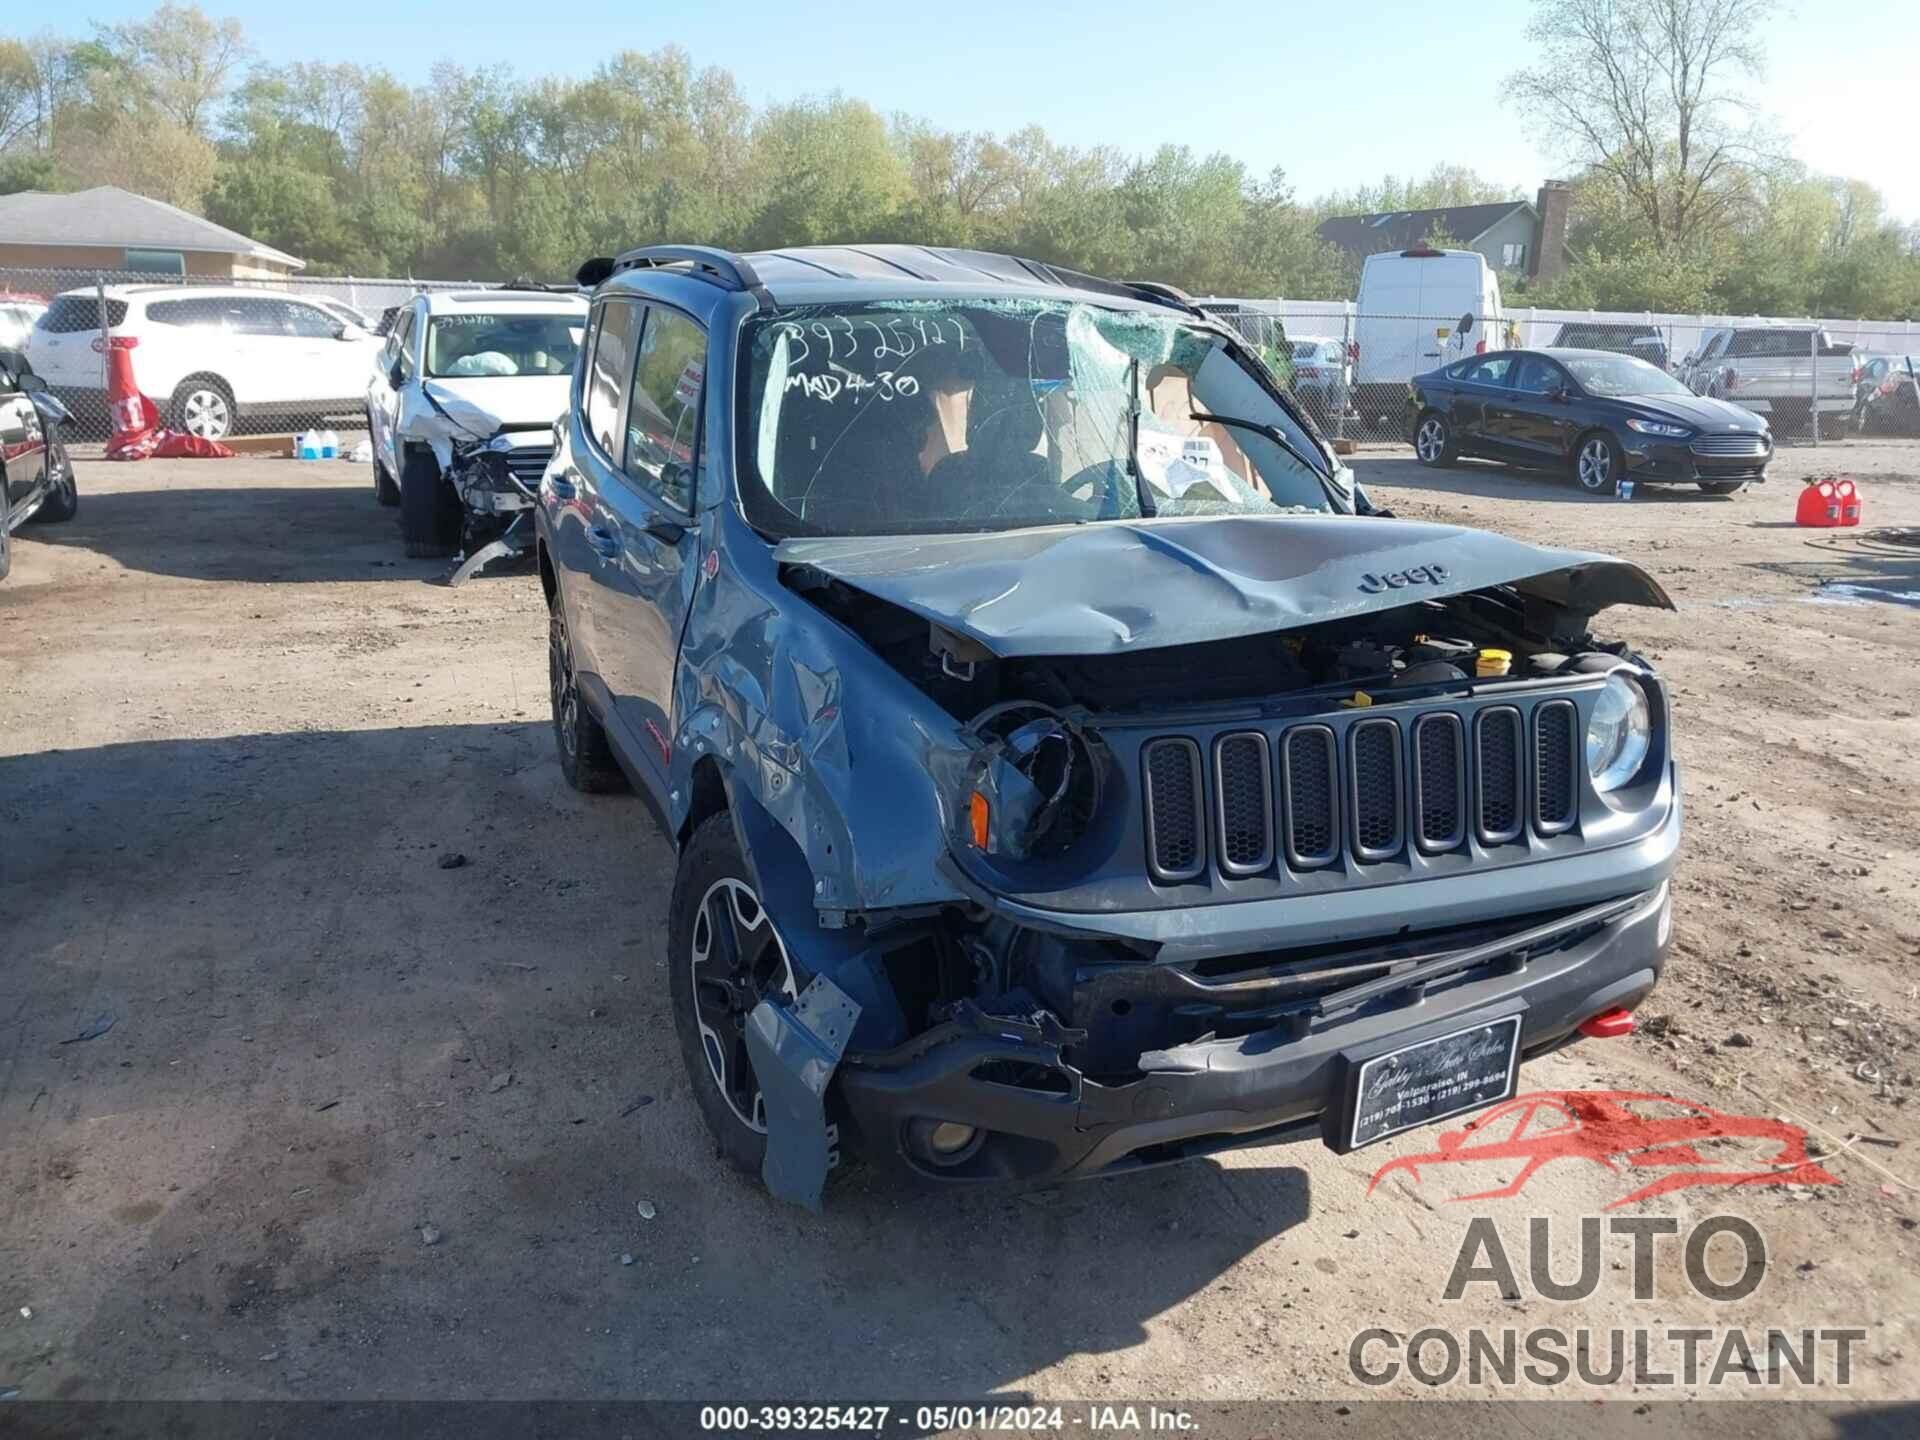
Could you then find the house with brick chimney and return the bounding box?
[1317,182,1572,282]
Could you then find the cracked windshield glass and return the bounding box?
[739,299,1335,536]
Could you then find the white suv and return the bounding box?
[27,285,382,440]
[366,289,586,572]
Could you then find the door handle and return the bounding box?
[587,527,622,559]
[547,474,576,500]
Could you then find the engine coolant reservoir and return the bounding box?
[1475,648,1512,678]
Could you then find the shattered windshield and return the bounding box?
[737,299,1334,537]
[426,312,583,378]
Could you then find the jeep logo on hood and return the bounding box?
[1359,563,1451,594]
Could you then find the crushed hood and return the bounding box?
[421,376,571,438]
[777,515,1673,658]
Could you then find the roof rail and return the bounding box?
[579,245,774,310]
[1123,279,1202,316]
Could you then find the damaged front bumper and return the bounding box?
[830,880,1671,1187]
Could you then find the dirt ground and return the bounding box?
[2,436,1917,1409]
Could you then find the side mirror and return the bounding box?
[388,362,406,389]
[1457,312,1475,335]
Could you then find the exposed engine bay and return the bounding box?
[781,561,1663,1126]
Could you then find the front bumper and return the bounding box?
[835,881,1671,1185]
[1623,434,1771,484]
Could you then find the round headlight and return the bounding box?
[1587,673,1652,794]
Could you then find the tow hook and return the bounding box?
[1578,1007,1636,1039]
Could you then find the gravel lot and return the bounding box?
[2,436,1917,1407]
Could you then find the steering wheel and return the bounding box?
[1061,461,1140,521]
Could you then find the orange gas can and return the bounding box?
[1795,479,1840,527]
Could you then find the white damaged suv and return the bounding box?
[366,288,588,575]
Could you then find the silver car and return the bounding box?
[1288,335,1350,425]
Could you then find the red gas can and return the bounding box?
[1795,479,1841,527]
[1834,477,1861,526]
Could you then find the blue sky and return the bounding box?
[65,0,1920,218]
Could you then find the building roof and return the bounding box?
[0,186,304,271]
[1316,201,1533,258]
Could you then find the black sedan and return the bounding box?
[1408,347,1772,495]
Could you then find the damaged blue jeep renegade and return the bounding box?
[536,245,1680,1209]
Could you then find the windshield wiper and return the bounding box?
[1127,355,1155,517]
[1189,411,1327,478]
[1189,410,1346,508]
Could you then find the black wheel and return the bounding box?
[28,442,77,523]
[1697,480,1745,496]
[667,814,798,1178]
[1413,411,1457,467]
[1573,431,1624,492]
[399,447,461,558]
[170,376,235,441]
[548,603,625,793]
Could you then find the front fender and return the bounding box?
[667,504,975,919]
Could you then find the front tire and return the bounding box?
[1414,412,1457,467]
[667,815,799,1179]
[399,447,461,558]
[28,442,78,523]
[170,377,235,441]
[548,603,625,793]
[1573,431,1623,492]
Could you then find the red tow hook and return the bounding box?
[1578,1007,1636,1039]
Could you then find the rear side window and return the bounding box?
[1459,354,1515,386]
[149,298,232,328]
[622,306,705,513]
[40,296,128,332]
[584,300,638,461]
[1727,330,1809,358]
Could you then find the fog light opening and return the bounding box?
[906,1118,986,1168]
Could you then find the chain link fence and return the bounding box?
[1200,298,1920,447]
[6,266,1917,450]
[0,267,498,441]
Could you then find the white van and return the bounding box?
[1353,247,1505,423]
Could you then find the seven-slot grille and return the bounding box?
[1690,434,1768,457]
[1144,699,1586,882]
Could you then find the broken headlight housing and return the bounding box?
[957,702,1106,861]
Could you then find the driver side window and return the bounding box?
[1512,357,1565,394]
